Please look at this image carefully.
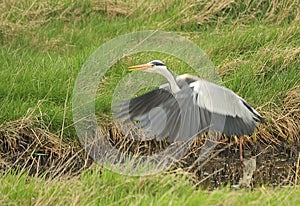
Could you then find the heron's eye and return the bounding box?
[151,64,155,67]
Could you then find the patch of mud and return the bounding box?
[178,135,300,189]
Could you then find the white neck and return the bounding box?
[159,67,180,93]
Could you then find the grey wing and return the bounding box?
[190,79,265,136]
[112,88,178,141]
[112,86,202,143]
[113,78,265,143]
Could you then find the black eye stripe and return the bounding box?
[151,61,165,66]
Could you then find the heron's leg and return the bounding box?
[239,137,245,167]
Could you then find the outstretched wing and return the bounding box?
[112,86,201,142]
[113,76,264,143]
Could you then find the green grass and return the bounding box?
[0,0,299,205]
[1,169,300,205]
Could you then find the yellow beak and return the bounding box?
[128,64,152,71]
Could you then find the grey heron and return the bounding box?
[113,60,265,164]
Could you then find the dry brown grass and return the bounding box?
[268,85,300,141]
[183,0,299,26]
[0,0,120,39]
[1,0,298,37]
[0,115,93,178]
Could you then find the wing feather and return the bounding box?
[113,75,264,143]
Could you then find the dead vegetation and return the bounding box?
[1,0,299,37]
[0,116,93,178]
[191,0,299,26]
[157,0,299,28]
[0,0,135,37]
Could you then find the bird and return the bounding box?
[113,60,265,164]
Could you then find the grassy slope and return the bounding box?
[0,0,299,205]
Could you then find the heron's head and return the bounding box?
[128,60,168,75]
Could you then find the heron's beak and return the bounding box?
[128,64,152,71]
